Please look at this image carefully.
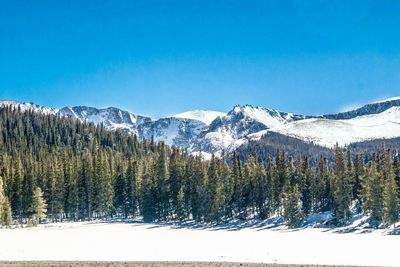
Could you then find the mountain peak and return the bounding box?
[228,104,288,127]
[173,110,226,125]
[232,104,267,112]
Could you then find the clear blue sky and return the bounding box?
[1,0,399,118]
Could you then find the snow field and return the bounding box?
[0,221,398,266]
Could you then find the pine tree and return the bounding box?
[230,153,240,217]
[332,145,352,224]
[345,150,354,194]
[0,154,11,200]
[169,149,184,219]
[243,153,257,219]
[1,198,12,227]
[265,157,274,216]
[254,159,268,219]
[92,153,114,218]
[364,161,384,224]
[353,154,364,203]
[300,157,312,215]
[44,158,64,221]
[113,161,126,217]
[205,155,223,222]
[11,157,24,220]
[125,159,139,218]
[22,162,35,218]
[189,155,207,222]
[29,187,47,224]
[155,143,169,220]
[140,158,157,222]
[0,175,4,219]
[77,151,93,219]
[380,144,392,182]
[283,185,305,228]
[63,158,77,219]
[53,161,65,221]
[383,166,399,225]
[176,187,185,221]
[0,175,11,226]
[316,157,332,212]
[273,150,287,214]
[394,155,400,199]
[219,155,233,220]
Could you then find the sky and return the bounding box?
[0,0,399,118]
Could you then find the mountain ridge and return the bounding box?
[1,97,400,154]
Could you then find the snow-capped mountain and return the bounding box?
[265,106,400,148]
[0,100,212,148]
[190,105,309,153]
[58,106,151,135]
[57,106,213,148]
[1,97,400,154]
[248,97,400,148]
[323,97,400,120]
[0,100,58,115]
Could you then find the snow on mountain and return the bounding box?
[137,117,207,147]
[230,104,306,127]
[57,105,209,148]
[57,106,149,134]
[262,106,400,148]
[373,96,400,103]
[0,100,207,148]
[173,110,226,125]
[323,97,400,120]
[56,106,214,149]
[0,100,58,115]
[191,105,308,153]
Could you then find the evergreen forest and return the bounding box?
[0,107,399,228]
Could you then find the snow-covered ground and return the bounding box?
[0,221,398,266]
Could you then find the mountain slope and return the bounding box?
[137,117,207,147]
[58,106,149,134]
[191,105,310,153]
[271,106,400,148]
[323,97,400,120]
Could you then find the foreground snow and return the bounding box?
[0,221,398,266]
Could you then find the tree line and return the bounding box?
[0,106,399,228]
